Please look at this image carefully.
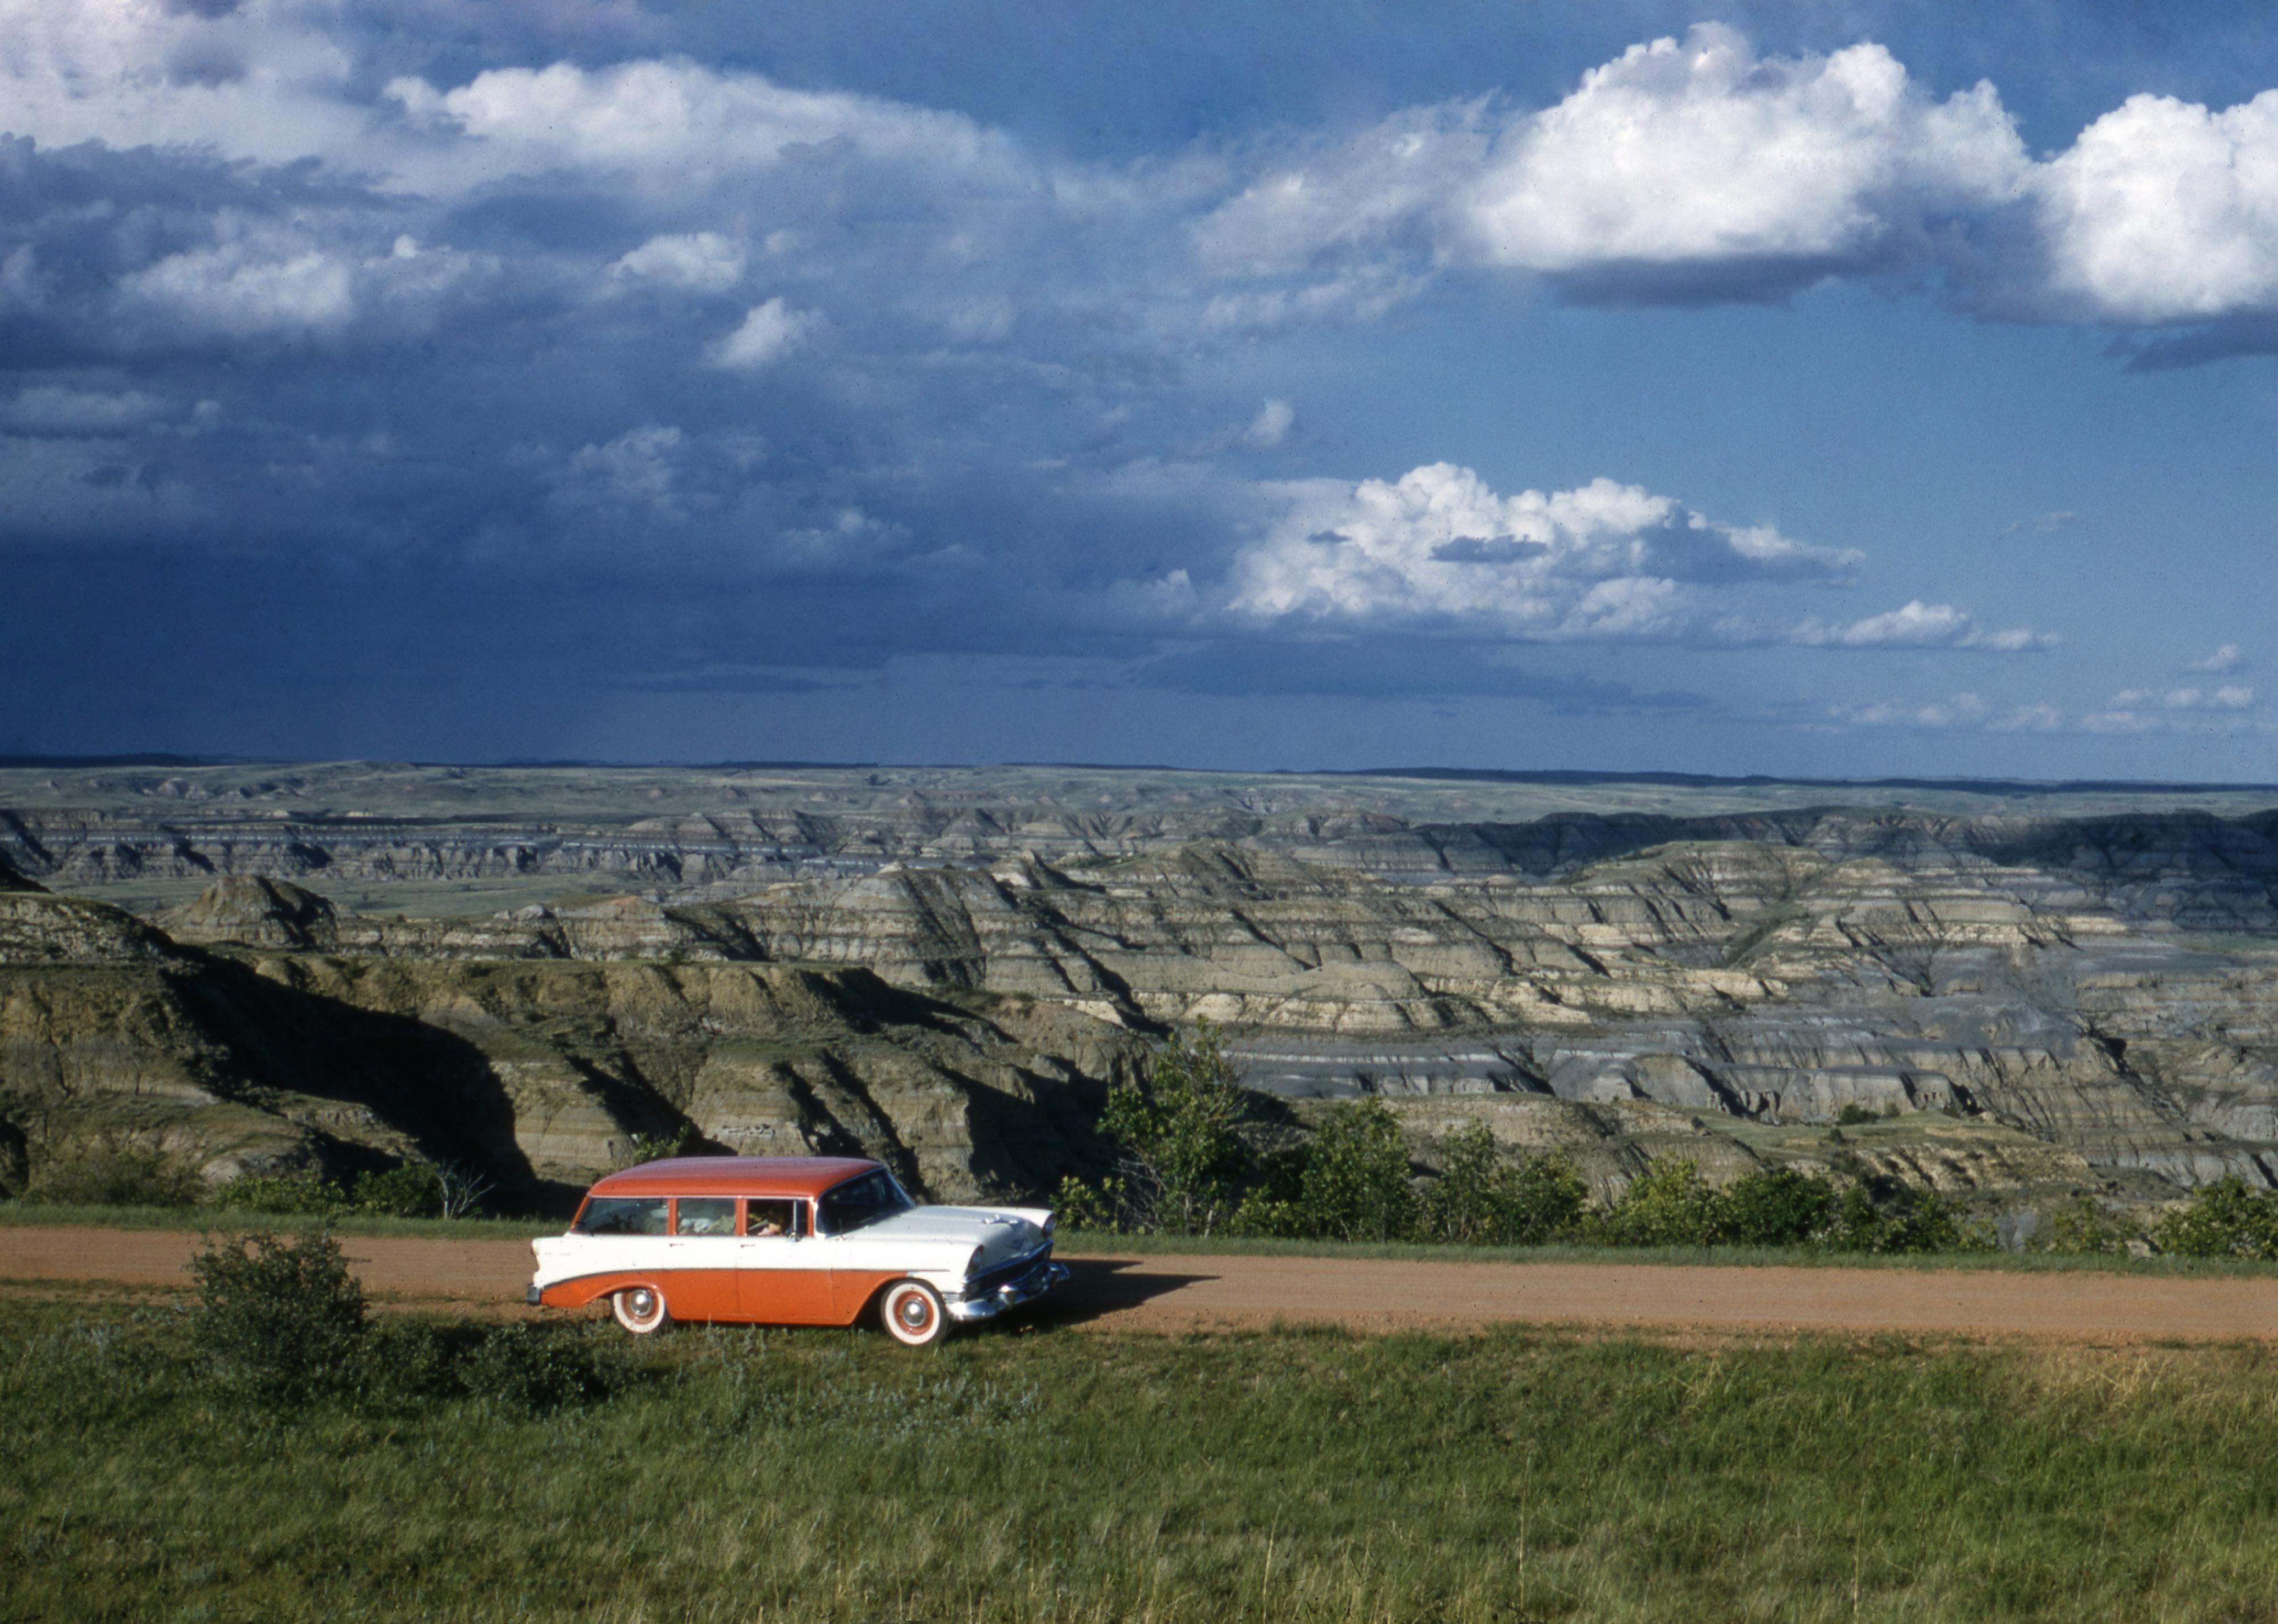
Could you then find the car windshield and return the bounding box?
[819,1169,912,1234]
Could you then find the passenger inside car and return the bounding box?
[744,1198,795,1237]
[675,1197,737,1235]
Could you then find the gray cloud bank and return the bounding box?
[0,3,2270,757]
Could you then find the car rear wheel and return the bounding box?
[611,1284,672,1335]
[880,1279,948,1347]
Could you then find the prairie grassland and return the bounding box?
[5,1295,2277,1623]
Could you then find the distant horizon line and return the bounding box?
[3,752,2275,797]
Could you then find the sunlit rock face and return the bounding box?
[4,763,2277,1210]
[0,889,1146,1205]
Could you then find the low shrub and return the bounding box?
[189,1229,368,1402]
[2035,1194,2141,1256]
[1416,1122,1587,1246]
[1717,1167,1838,1247]
[23,1145,207,1208]
[186,1229,622,1413]
[1050,1173,1131,1233]
[2154,1176,2278,1259]
[1593,1158,1722,1247]
[454,1323,621,1413]
[217,1169,346,1215]
[350,1162,443,1218]
[1822,1183,1993,1254]
[353,1319,622,1414]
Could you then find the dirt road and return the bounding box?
[6,1225,2275,1341]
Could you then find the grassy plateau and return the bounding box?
[4,1288,2277,1623]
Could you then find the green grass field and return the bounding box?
[5,1290,2276,1623]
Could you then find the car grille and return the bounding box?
[964,1243,1053,1297]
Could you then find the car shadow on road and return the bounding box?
[1021,1257,1214,1328]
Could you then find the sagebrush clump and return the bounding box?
[186,1226,623,1411]
[189,1228,370,1402]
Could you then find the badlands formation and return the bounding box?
[3,760,2276,1218]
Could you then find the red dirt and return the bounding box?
[5,1225,2275,1341]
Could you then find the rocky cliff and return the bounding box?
[0,885,1146,1205]
[5,761,2277,1217]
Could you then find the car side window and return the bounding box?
[574,1197,667,1235]
[743,1199,796,1238]
[675,1197,737,1236]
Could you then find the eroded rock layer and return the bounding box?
[5,761,2278,1213]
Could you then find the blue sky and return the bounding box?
[5,0,2277,779]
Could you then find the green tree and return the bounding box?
[1822,1182,1991,1254]
[1291,1099,1420,1241]
[2154,1177,2278,1259]
[1595,1158,1722,1248]
[1714,1168,1837,1247]
[1099,1020,1250,1235]
[1419,1122,1587,1246]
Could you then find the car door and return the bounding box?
[663,1197,741,1320]
[816,1172,908,1321]
[734,1197,834,1324]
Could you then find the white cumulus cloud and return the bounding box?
[607,232,746,293]
[708,297,820,370]
[1229,462,1861,639]
[1460,26,2026,278]
[119,241,356,337]
[1197,26,2027,300]
[1243,398,1296,448]
[1795,599,2056,650]
[2038,92,2278,323]
[386,60,1018,195]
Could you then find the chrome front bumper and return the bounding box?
[945,1257,1070,1323]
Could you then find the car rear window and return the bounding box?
[574,1197,667,1235]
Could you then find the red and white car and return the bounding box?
[527,1156,1067,1346]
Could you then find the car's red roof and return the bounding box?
[586,1155,880,1199]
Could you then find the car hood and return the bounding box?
[839,1205,1046,1267]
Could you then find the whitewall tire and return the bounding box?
[880,1279,948,1347]
[611,1284,672,1335]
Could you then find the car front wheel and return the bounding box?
[611,1284,672,1335]
[880,1279,948,1347]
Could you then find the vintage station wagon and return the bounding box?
[528,1156,1067,1346]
